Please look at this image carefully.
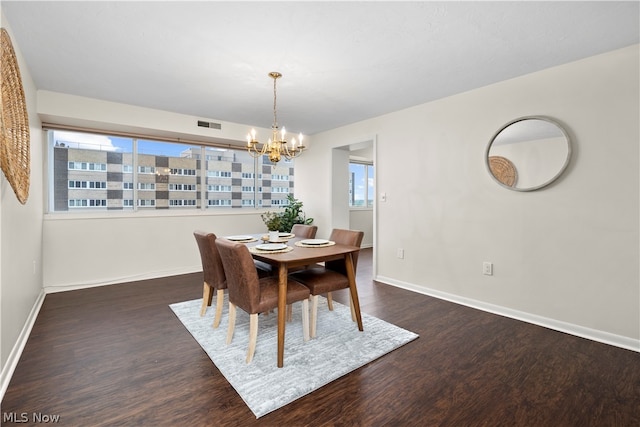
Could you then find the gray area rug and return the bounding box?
[170,295,419,418]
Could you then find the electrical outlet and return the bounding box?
[397,248,404,259]
[483,262,493,276]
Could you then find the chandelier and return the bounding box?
[246,72,305,163]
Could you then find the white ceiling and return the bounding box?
[3,1,639,136]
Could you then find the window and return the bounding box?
[208,170,232,178]
[68,161,107,171]
[69,199,107,208]
[208,184,231,192]
[68,180,107,189]
[170,168,196,176]
[48,129,296,212]
[138,166,155,174]
[272,174,290,181]
[169,184,196,191]
[349,162,374,207]
[138,183,156,190]
[207,199,232,207]
[169,199,197,206]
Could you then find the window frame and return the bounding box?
[45,128,296,216]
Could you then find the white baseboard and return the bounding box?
[0,289,46,402]
[376,275,640,353]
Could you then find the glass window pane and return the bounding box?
[367,164,374,207]
[51,130,133,211]
[204,147,236,209]
[349,163,366,207]
[137,140,200,209]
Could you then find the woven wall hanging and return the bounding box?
[488,156,517,188]
[1,27,30,204]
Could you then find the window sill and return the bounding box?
[43,208,266,221]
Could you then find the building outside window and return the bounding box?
[349,162,374,207]
[48,130,295,212]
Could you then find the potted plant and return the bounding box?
[261,211,281,241]
[278,195,314,233]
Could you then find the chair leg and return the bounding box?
[200,283,213,316]
[212,289,224,328]
[226,303,236,344]
[286,304,292,322]
[310,295,319,338]
[301,299,310,342]
[246,313,258,363]
[349,295,356,322]
[327,291,334,311]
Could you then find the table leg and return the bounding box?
[277,263,287,368]
[345,253,363,331]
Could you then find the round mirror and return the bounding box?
[485,116,571,191]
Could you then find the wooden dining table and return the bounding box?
[247,236,364,368]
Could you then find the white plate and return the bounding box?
[256,243,287,251]
[226,235,254,241]
[279,233,295,238]
[300,239,329,246]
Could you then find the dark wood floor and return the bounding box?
[3,248,639,426]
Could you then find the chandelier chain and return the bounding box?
[273,75,278,129]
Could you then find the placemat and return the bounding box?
[294,241,336,248]
[225,237,258,243]
[249,246,294,254]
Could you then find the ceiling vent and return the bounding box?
[197,120,222,130]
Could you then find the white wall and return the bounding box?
[43,211,266,291]
[0,16,45,381]
[298,45,640,349]
[349,209,373,248]
[37,90,256,148]
[331,147,351,231]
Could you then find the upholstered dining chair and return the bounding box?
[215,238,310,363]
[193,231,227,328]
[291,224,318,239]
[290,228,364,338]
